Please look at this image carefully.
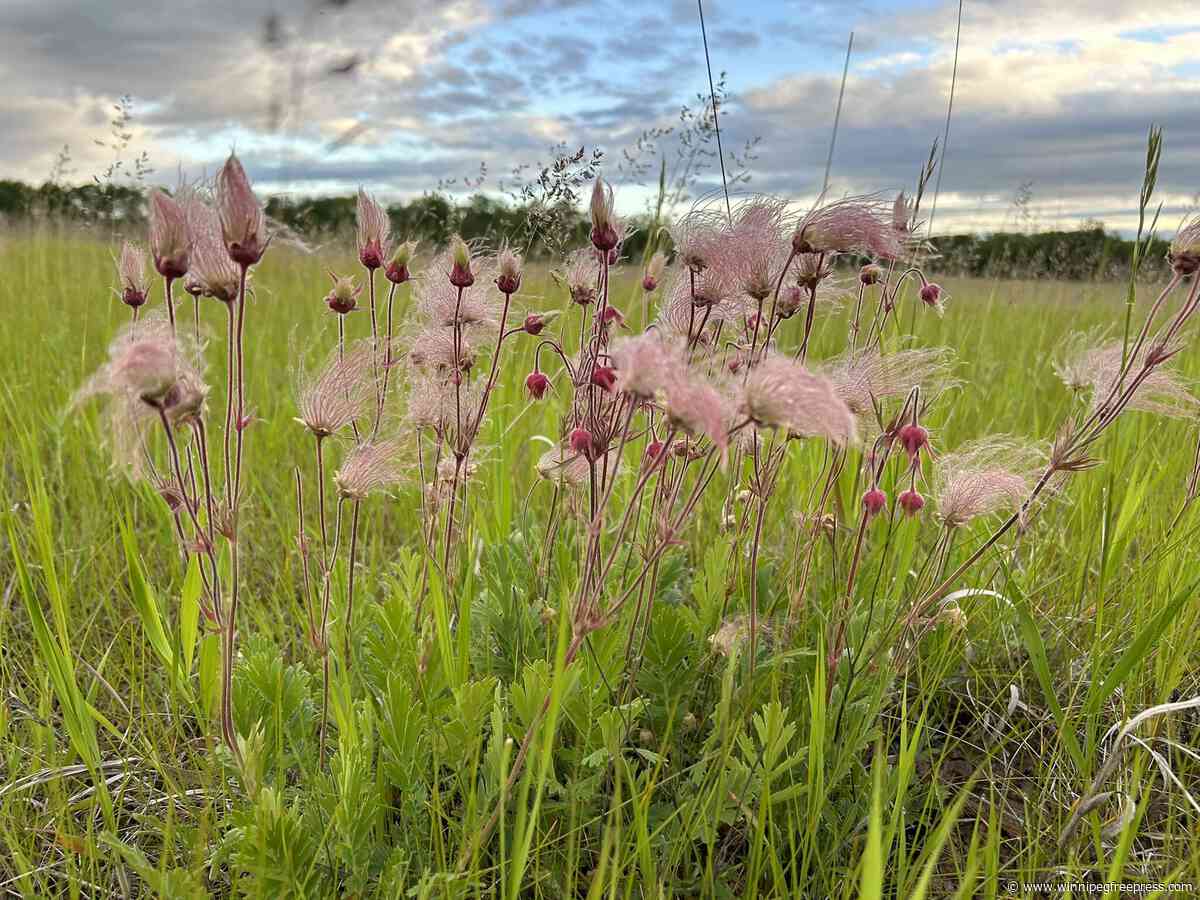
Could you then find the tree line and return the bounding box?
[0,178,1174,280]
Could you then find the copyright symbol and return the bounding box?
[1005,882,1018,896]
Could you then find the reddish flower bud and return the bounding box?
[215,153,267,267]
[524,314,545,335]
[496,246,522,295]
[862,487,887,518]
[898,489,925,517]
[860,263,882,286]
[898,423,929,461]
[642,274,657,292]
[645,440,665,464]
[122,286,148,308]
[589,177,621,252]
[385,240,417,284]
[448,235,474,288]
[326,272,361,315]
[919,282,942,307]
[569,427,596,459]
[591,364,617,392]
[601,305,625,327]
[525,371,550,399]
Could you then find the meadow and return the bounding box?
[1,197,1200,899]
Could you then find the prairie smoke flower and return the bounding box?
[405,327,476,375]
[822,347,957,419]
[496,245,522,295]
[214,153,267,267]
[557,249,599,306]
[862,486,887,519]
[919,282,945,314]
[294,340,375,437]
[898,423,929,461]
[1169,215,1200,276]
[525,371,550,399]
[590,365,617,392]
[405,377,481,435]
[642,251,667,292]
[448,235,474,288]
[188,202,241,303]
[589,176,621,252]
[326,273,362,315]
[897,488,925,517]
[645,440,665,464]
[356,188,391,270]
[386,240,417,284]
[738,356,857,446]
[116,241,151,308]
[568,427,598,460]
[776,285,805,319]
[75,317,207,469]
[1055,338,1199,419]
[794,251,838,292]
[722,198,791,301]
[417,251,500,330]
[792,196,901,260]
[610,333,682,400]
[892,192,917,240]
[661,371,731,452]
[933,437,1043,528]
[536,444,611,487]
[670,209,724,272]
[334,439,404,501]
[148,189,191,279]
[523,311,561,335]
[859,263,882,286]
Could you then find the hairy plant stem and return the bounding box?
[163,275,176,336]
[344,499,361,668]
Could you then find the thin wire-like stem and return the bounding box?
[344,499,361,669]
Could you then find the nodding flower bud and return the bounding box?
[523,311,559,335]
[642,250,667,292]
[448,235,474,288]
[525,371,550,399]
[645,440,665,464]
[777,285,804,319]
[919,282,942,307]
[385,240,417,284]
[326,272,361,315]
[859,263,882,286]
[898,423,929,461]
[589,176,620,252]
[601,305,625,328]
[569,427,597,460]
[862,487,887,518]
[496,246,523,295]
[148,189,191,279]
[898,488,925,517]
[215,153,267,267]
[591,364,617,392]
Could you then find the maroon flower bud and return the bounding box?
[385,240,417,285]
[919,282,942,307]
[589,177,621,253]
[496,246,522,295]
[448,235,474,288]
[325,273,361,315]
[525,371,550,399]
[359,241,383,271]
[898,423,929,461]
[642,274,657,292]
[591,364,617,392]
[898,489,925,517]
[569,427,596,459]
[645,440,665,464]
[122,286,148,309]
[601,305,625,327]
[860,263,882,286]
[524,314,545,335]
[862,487,887,519]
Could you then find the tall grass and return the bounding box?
[1,225,1199,897]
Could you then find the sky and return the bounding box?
[3,0,1200,235]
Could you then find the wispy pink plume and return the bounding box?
[215,153,267,266]
[610,333,685,399]
[556,248,600,306]
[294,339,376,438]
[670,206,725,272]
[739,355,857,446]
[148,189,191,279]
[718,198,791,301]
[404,327,477,375]
[116,241,151,300]
[793,196,902,260]
[415,250,501,330]
[1055,337,1199,419]
[188,201,242,303]
[934,437,1044,528]
[334,439,405,500]
[1169,214,1200,274]
[356,188,391,269]
[823,347,957,419]
[661,370,731,452]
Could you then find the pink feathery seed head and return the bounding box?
[1169,215,1200,276]
[294,340,374,437]
[496,245,523,295]
[642,250,667,292]
[934,437,1044,528]
[795,251,836,291]
[776,285,805,319]
[148,189,191,279]
[738,355,857,446]
[589,176,620,252]
[792,196,901,260]
[723,198,791,301]
[406,326,476,374]
[525,370,551,399]
[610,333,683,400]
[898,488,925,517]
[860,263,882,286]
[385,239,417,284]
[662,371,731,452]
[893,191,917,237]
[898,423,929,461]
[326,272,362,315]
[215,152,267,267]
[690,266,738,312]
[671,207,725,273]
[448,234,475,288]
[557,248,600,306]
[591,364,617,393]
[117,241,151,308]
[334,439,405,501]
[1056,337,1199,419]
[862,486,887,519]
[188,202,242,303]
[823,347,958,421]
[356,188,391,270]
[415,252,501,331]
